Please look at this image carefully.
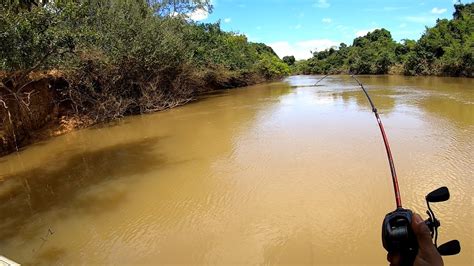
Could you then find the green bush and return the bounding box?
[1,0,289,121]
[293,3,473,77]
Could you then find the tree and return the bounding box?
[282,56,296,66]
[296,28,398,75]
[403,3,473,76]
[146,0,213,17]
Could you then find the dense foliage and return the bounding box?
[404,3,474,76]
[0,0,289,153]
[0,0,289,118]
[293,3,473,77]
[282,56,296,66]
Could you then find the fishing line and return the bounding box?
[32,228,54,253]
[314,74,328,86]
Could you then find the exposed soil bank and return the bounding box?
[0,70,268,156]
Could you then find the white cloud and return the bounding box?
[187,8,209,21]
[246,35,260,42]
[294,24,302,29]
[355,28,379,37]
[314,0,330,8]
[431,7,447,14]
[224,18,231,23]
[322,18,332,23]
[269,39,339,60]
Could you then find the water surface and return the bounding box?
[0,75,472,264]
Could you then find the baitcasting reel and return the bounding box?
[382,187,461,265]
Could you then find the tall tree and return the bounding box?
[146,0,213,17]
[282,56,296,66]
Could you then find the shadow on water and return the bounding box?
[198,89,231,98]
[87,119,132,130]
[36,246,67,264]
[0,137,168,241]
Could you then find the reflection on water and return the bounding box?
[0,138,164,240]
[0,76,472,265]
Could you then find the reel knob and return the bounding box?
[438,240,461,256]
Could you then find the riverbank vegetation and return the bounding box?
[293,3,473,77]
[0,0,289,154]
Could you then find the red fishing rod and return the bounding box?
[350,75,402,208]
[348,74,460,265]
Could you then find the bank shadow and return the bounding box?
[198,89,231,99]
[0,137,171,241]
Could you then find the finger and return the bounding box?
[387,252,401,266]
[412,213,444,265]
[411,213,434,248]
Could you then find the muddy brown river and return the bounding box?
[0,75,472,265]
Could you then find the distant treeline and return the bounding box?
[289,3,473,77]
[0,0,290,153]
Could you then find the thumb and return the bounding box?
[412,213,434,248]
[411,213,444,266]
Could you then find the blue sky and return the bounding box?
[190,0,464,59]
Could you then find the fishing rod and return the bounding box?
[347,74,461,265]
[350,75,402,208]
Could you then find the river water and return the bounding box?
[0,75,472,265]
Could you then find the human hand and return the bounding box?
[387,213,444,266]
